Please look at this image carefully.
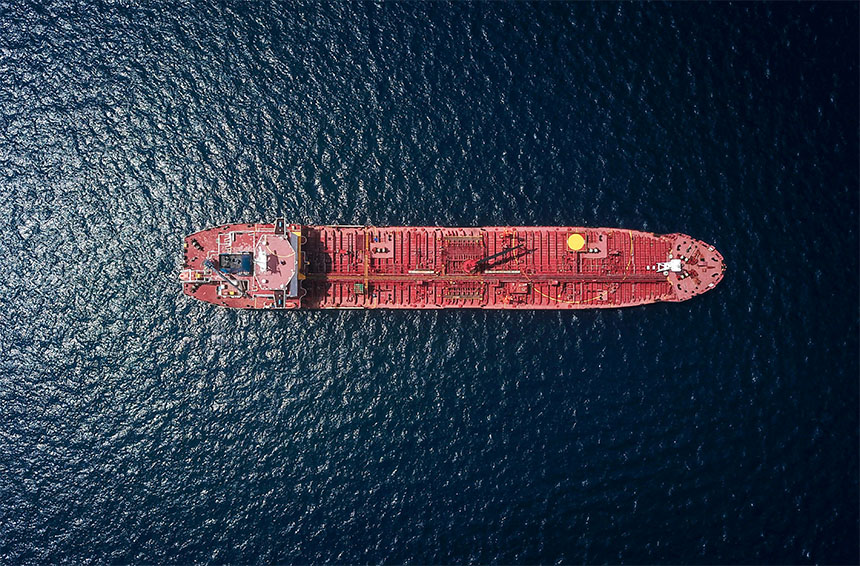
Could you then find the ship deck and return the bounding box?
[180,224,726,310]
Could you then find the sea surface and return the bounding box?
[0,2,857,564]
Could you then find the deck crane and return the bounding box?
[203,259,247,297]
[462,244,524,274]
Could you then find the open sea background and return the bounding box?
[0,2,857,564]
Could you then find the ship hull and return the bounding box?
[180,223,726,310]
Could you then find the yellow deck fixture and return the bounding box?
[567,233,586,251]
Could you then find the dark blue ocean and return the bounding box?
[0,2,857,564]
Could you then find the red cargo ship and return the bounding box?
[180,220,725,310]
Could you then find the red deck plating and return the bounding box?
[180,222,726,310]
